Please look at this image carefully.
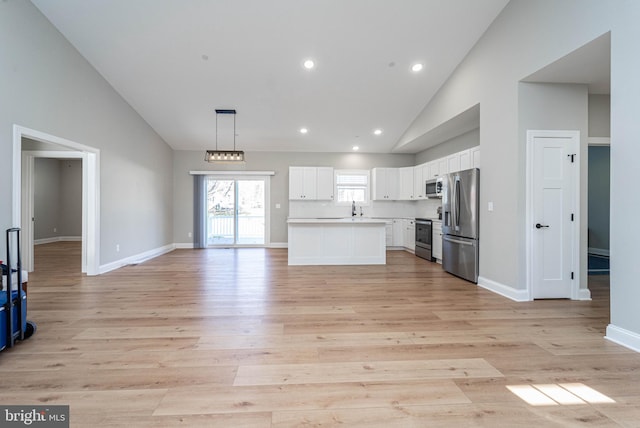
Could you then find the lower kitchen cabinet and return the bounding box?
[432,220,443,262]
[403,219,415,252]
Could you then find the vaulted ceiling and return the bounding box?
[32,0,510,153]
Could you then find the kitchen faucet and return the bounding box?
[352,200,356,216]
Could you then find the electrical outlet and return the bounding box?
[116,244,120,252]
[53,227,57,233]
[275,203,281,209]
[188,232,192,238]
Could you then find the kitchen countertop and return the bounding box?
[287,217,388,224]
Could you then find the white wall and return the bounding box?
[34,158,60,240]
[517,82,589,292]
[173,150,415,244]
[58,159,82,237]
[589,94,611,138]
[0,1,174,265]
[396,0,640,346]
[34,158,82,241]
[415,128,480,164]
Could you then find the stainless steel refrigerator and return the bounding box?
[442,168,479,283]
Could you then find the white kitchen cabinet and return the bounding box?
[289,167,316,200]
[427,161,439,179]
[372,168,399,200]
[385,221,393,247]
[432,220,443,262]
[403,219,415,251]
[447,153,460,174]
[437,158,448,177]
[392,219,404,247]
[459,149,472,171]
[398,167,415,200]
[413,163,427,199]
[429,159,448,178]
[289,166,334,200]
[471,146,481,168]
[316,167,334,200]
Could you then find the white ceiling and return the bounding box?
[31,0,510,154]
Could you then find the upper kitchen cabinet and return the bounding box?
[398,167,415,200]
[372,167,399,200]
[447,153,461,174]
[428,159,448,178]
[458,146,481,171]
[413,163,428,199]
[316,167,335,200]
[289,166,334,200]
[471,146,481,168]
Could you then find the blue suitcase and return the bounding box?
[1,228,36,352]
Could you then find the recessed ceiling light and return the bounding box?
[303,59,315,69]
[373,129,383,136]
[299,128,308,134]
[353,146,359,151]
[411,63,424,72]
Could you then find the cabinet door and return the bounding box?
[432,221,443,261]
[372,168,399,200]
[371,168,387,200]
[471,146,481,169]
[447,154,460,174]
[289,167,305,200]
[428,161,439,179]
[316,167,334,200]
[398,167,414,200]
[414,164,426,199]
[392,219,403,246]
[289,167,317,199]
[459,149,471,171]
[386,168,399,200]
[438,158,448,177]
[403,219,415,251]
[302,167,317,199]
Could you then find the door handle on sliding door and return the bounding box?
[535,223,549,229]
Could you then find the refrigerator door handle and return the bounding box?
[443,236,474,246]
[454,176,461,230]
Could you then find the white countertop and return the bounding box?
[287,217,388,224]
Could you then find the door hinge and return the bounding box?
[571,213,574,221]
[571,272,574,280]
[568,153,576,163]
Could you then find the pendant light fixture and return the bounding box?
[205,109,245,163]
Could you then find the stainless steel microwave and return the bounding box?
[425,177,443,198]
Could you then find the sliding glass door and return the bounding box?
[206,177,265,246]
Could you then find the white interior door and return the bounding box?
[530,132,578,299]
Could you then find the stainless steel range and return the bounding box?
[415,218,434,262]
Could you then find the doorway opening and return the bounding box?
[13,125,100,275]
[206,177,267,247]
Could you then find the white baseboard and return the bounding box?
[477,276,530,302]
[34,236,82,245]
[174,243,195,249]
[605,324,640,353]
[577,288,592,300]
[268,242,288,248]
[588,247,610,257]
[99,244,175,274]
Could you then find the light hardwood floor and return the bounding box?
[1,242,638,427]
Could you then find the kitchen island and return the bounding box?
[287,218,387,265]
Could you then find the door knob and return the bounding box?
[535,223,549,229]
